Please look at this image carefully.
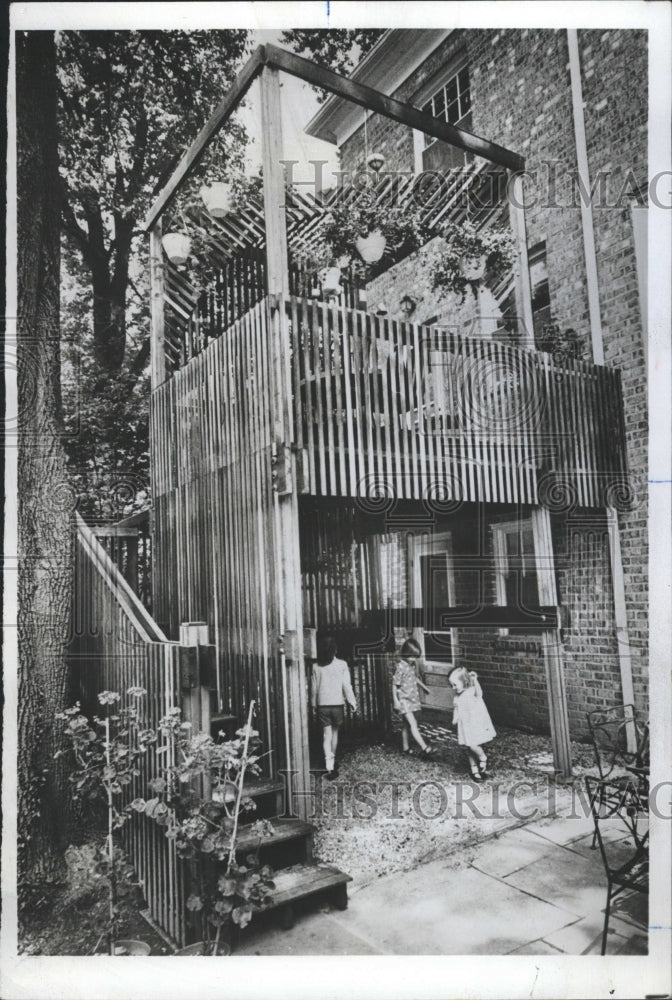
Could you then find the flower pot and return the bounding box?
[355,230,386,264]
[319,266,343,298]
[175,940,232,956]
[113,939,151,956]
[200,182,232,218]
[162,233,192,266]
[460,253,487,280]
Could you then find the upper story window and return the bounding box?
[416,59,473,173]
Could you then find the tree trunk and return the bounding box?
[17,30,73,898]
[90,249,127,373]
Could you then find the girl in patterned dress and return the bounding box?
[392,638,435,758]
[449,666,496,781]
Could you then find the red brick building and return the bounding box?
[305,28,648,735]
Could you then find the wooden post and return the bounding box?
[508,171,535,350]
[605,508,638,752]
[530,507,573,777]
[150,220,166,390]
[179,621,211,740]
[567,32,637,743]
[260,66,311,820]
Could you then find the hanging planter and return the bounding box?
[429,220,517,302]
[200,182,232,218]
[162,232,192,266]
[459,253,487,281]
[355,230,387,264]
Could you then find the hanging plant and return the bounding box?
[428,219,517,302]
[322,187,427,266]
[294,185,429,281]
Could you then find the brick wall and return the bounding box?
[335,28,649,728]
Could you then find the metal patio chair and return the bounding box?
[586,704,649,846]
[585,774,649,954]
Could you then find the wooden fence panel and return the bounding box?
[150,300,284,778]
[69,514,187,947]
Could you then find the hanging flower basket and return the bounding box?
[162,232,192,266]
[200,182,232,219]
[459,254,487,281]
[355,230,387,264]
[429,220,517,302]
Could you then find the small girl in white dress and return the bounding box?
[449,667,496,781]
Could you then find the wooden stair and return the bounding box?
[207,701,352,940]
[262,862,351,930]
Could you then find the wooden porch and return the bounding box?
[143,43,630,815]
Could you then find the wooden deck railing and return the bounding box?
[92,509,152,613]
[69,513,187,947]
[288,296,627,507]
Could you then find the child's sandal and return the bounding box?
[469,764,483,782]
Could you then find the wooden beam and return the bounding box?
[531,507,573,778]
[265,44,525,172]
[567,29,604,365]
[260,66,311,820]
[144,43,525,234]
[143,46,266,231]
[508,171,535,349]
[149,221,166,390]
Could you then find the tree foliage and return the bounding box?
[57,30,249,515]
[280,29,384,91]
[57,30,248,376]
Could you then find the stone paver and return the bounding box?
[337,862,577,955]
[468,828,568,878]
[231,808,648,956]
[236,909,382,956]
[501,840,612,917]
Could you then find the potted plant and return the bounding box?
[133,701,275,955]
[427,218,517,302]
[321,186,427,268]
[56,688,156,955]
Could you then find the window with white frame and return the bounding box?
[492,521,540,632]
[415,59,473,173]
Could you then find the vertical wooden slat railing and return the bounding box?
[287,296,627,506]
[69,513,188,947]
[151,299,283,779]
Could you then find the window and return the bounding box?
[492,521,540,634]
[414,59,473,173]
[528,242,552,349]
